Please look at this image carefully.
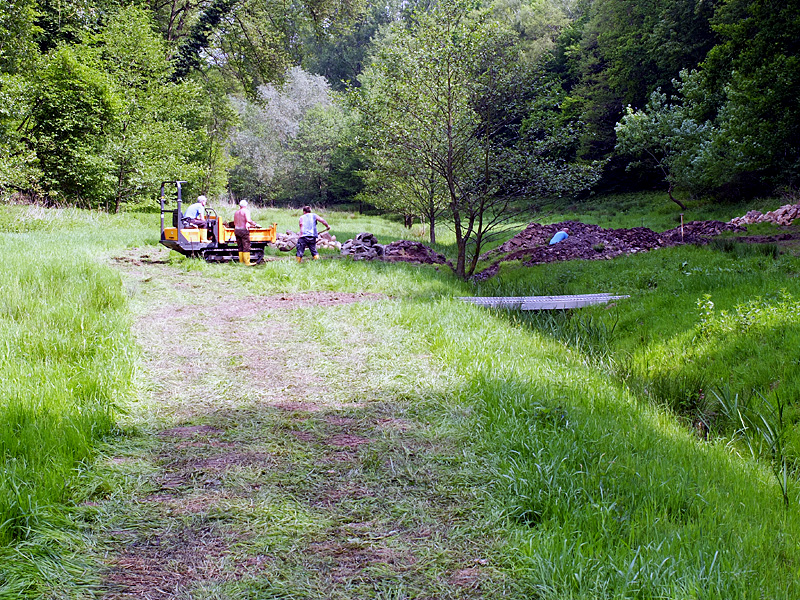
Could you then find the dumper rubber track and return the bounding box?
[201,248,264,263]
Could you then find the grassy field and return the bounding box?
[2,193,800,598]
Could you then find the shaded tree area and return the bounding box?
[1,0,797,210]
[551,0,719,186]
[0,0,363,209]
[614,0,800,201]
[300,0,420,91]
[553,0,799,201]
[695,0,800,192]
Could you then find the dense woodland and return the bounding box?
[0,0,798,215]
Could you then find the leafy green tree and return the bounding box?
[1,2,42,200]
[489,0,572,64]
[228,67,334,203]
[171,0,365,96]
[4,5,232,209]
[171,0,242,80]
[33,0,124,52]
[0,74,43,198]
[357,0,600,277]
[326,130,366,205]
[21,45,117,206]
[288,101,351,203]
[616,1,800,197]
[88,6,209,211]
[186,73,238,199]
[358,156,448,243]
[0,0,40,74]
[353,19,449,241]
[356,0,506,277]
[301,0,419,90]
[615,88,713,209]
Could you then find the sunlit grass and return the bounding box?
[0,237,134,540]
[394,298,800,598]
[478,243,800,408]
[168,251,465,298]
[4,199,800,598]
[0,206,141,596]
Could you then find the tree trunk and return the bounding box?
[114,165,125,214]
[668,182,687,210]
[426,189,437,244]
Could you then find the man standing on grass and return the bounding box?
[234,200,259,266]
[296,205,330,262]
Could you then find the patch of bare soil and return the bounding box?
[159,425,223,438]
[100,246,489,599]
[312,484,376,508]
[734,233,796,244]
[473,219,746,280]
[221,291,385,316]
[105,526,233,599]
[270,400,324,412]
[326,433,372,447]
[112,252,169,266]
[310,537,416,584]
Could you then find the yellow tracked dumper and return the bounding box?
[159,181,278,263]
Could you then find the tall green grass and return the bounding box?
[478,244,800,408]
[0,206,139,596]
[393,297,800,598]
[0,236,134,544]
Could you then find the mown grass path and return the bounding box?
[97,248,498,599]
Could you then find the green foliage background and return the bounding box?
[2,0,797,210]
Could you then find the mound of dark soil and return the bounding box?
[473,219,745,280]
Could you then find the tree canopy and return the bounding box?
[0,0,797,209]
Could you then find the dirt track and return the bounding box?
[99,248,493,599]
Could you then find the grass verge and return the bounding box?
[397,297,800,598]
[0,206,140,596]
[4,200,800,598]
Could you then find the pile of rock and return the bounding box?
[275,231,299,252]
[340,233,451,266]
[316,231,342,251]
[729,203,800,227]
[275,230,341,252]
[341,232,384,260]
[383,240,450,265]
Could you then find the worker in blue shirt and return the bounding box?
[183,195,207,228]
[549,227,570,245]
[296,205,330,262]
